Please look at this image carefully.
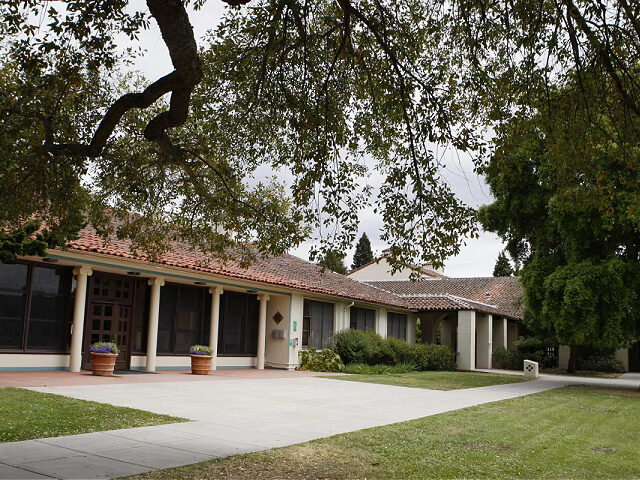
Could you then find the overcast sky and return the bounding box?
[125,1,505,278]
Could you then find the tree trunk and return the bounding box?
[567,344,578,373]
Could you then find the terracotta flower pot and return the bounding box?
[90,352,117,376]
[191,355,212,375]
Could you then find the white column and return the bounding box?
[476,314,493,369]
[146,277,165,372]
[208,286,223,370]
[377,308,387,338]
[456,310,476,370]
[69,266,92,373]
[256,293,270,370]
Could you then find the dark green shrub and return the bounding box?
[299,348,344,372]
[492,347,524,370]
[514,336,557,369]
[385,337,415,364]
[332,329,394,365]
[577,355,624,373]
[333,329,456,371]
[412,344,457,371]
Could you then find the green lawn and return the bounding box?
[130,386,640,480]
[0,387,187,443]
[323,370,529,390]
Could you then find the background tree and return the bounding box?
[479,73,640,372]
[492,251,514,277]
[351,233,374,270]
[315,249,348,275]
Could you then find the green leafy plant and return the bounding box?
[190,345,213,356]
[412,344,457,371]
[299,348,344,373]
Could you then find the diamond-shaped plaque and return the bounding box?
[272,311,283,325]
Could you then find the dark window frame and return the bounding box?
[350,306,376,332]
[217,291,259,357]
[387,312,408,340]
[0,260,75,353]
[302,299,334,349]
[156,282,210,355]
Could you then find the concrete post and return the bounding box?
[456,310,476,370]
[146,277,165,372]
[257,293,270,370]
[69,266,92,373]
[208,286,223,370]
[476,314,493,369]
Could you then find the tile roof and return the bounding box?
[67,227,408,309]
[65,226,524,318]
[365,277,525,319]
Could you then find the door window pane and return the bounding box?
[132,279,149,352]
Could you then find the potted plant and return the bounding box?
[189,345,213,375]
[89,341,120,376]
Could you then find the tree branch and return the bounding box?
[46,0,203,158]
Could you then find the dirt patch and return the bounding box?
[592,448,616,454]
[462,443,512,451]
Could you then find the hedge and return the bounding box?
[331,329,456,371]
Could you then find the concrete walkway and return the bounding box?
[476,368,640,389]
[1,376,566,479]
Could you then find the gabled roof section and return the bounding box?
[67,226,409,309]
[366,277,524,319]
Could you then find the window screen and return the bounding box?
[350,307,375,332]
[303,299,334,348]
[387,312,407,340]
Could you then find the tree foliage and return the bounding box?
[479,72,640,359]
[492,251,514,277]
[1,0,639,273]
[315,249,348,275]
[352,233,374,270]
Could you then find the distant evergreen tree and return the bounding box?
[352,233,374,270]
[493,251,514,277]
[315,249,348,275]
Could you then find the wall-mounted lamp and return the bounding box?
[127,271,141,276]
[42,257,58,263]
[246,289,258,294]
[194,281,207,286]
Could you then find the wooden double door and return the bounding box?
[82,273,135,371]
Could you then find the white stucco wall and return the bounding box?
[264,294,291,369]
[348,256,442,281]
[0,354,70,370]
